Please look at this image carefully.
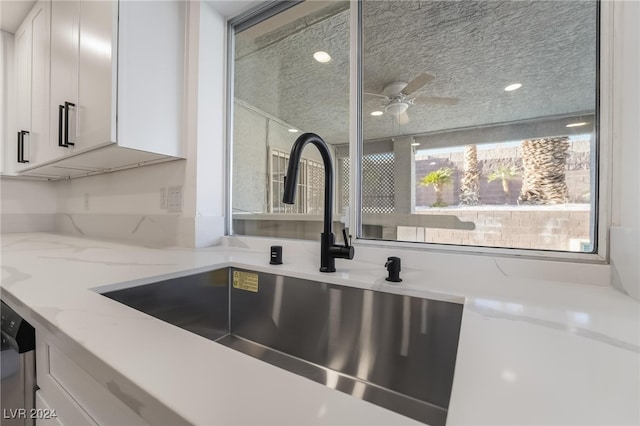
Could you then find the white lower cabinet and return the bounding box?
[36,331,146,426]
[35,391,66,426]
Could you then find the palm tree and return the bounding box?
[487,165,519,203]
[459,145,481,205]
[420,167,453,207]
[519,137,570,204]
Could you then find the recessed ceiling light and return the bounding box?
[504,83,522,92]
[411,142,421,147]
[370,110,383,116]
[313,51,331,63]
[288,128,299,133]
[566,122,588,128]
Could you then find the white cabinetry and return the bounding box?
[36,331,145,426]
[35,391,64,426]
[19,1,186,179]
[11,1,51,173]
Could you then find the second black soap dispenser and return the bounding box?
[385,256,402,282]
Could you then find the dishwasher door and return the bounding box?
[1,301,36,426]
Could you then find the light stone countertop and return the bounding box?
[1,232,638,425]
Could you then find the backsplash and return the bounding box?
[54,213,183,248]
[1,161,210,247]
[1,178,57,233]
[52,161,192,247]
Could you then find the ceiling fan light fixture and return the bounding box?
[385,101,409,116]
[504,83,522,92]
[566,122,588,128]
[370,110,384,116]
[313,51,331,63]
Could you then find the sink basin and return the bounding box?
[100,268,229,341]
[99,268,463,425]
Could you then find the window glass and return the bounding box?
[360,0,598,252]
[232,1,351,240]
[231,0,599,254]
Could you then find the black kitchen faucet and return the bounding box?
[282,133,354,272]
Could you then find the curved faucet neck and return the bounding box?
[282,133,334,235]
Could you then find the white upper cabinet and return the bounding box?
[115,1,185,158]
[15,0,186,179]
[11,1,51,173]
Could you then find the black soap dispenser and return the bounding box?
[385,256,402,282]
[270,245,283,265]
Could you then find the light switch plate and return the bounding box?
[160,187,167,209]
[167,186,182,213]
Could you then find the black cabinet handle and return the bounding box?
[17,130,29,163]
[17,131,21,162]
[64,101,75,147]
[58,104,65,147]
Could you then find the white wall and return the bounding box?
[191,0,228,247]
[609,0,640,300]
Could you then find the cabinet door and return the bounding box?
[14,17,31,171]
[49,0,79,156]
[36,335,145,426]
[13,1,50,170]
[77,1,115,149]
[30,1,51,164]
[116,0,184,157]
[35,391,64,426]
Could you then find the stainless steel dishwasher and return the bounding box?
[1,300,36,426]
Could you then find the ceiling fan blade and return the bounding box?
[364,92,388,99]
[402,73,435,95]
[398,111,410,125]
[413,96,460,106]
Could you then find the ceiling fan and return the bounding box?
[365,73,459,124]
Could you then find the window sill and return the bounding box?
[224,234,610,288]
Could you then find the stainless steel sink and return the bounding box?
[100,268,229,341]
[100,268,463,426]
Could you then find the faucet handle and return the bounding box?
[342,228,352,247]
[330,228,354,260]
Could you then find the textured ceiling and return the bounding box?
[234,0,597,145]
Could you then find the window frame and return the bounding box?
[227,0,611,264]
